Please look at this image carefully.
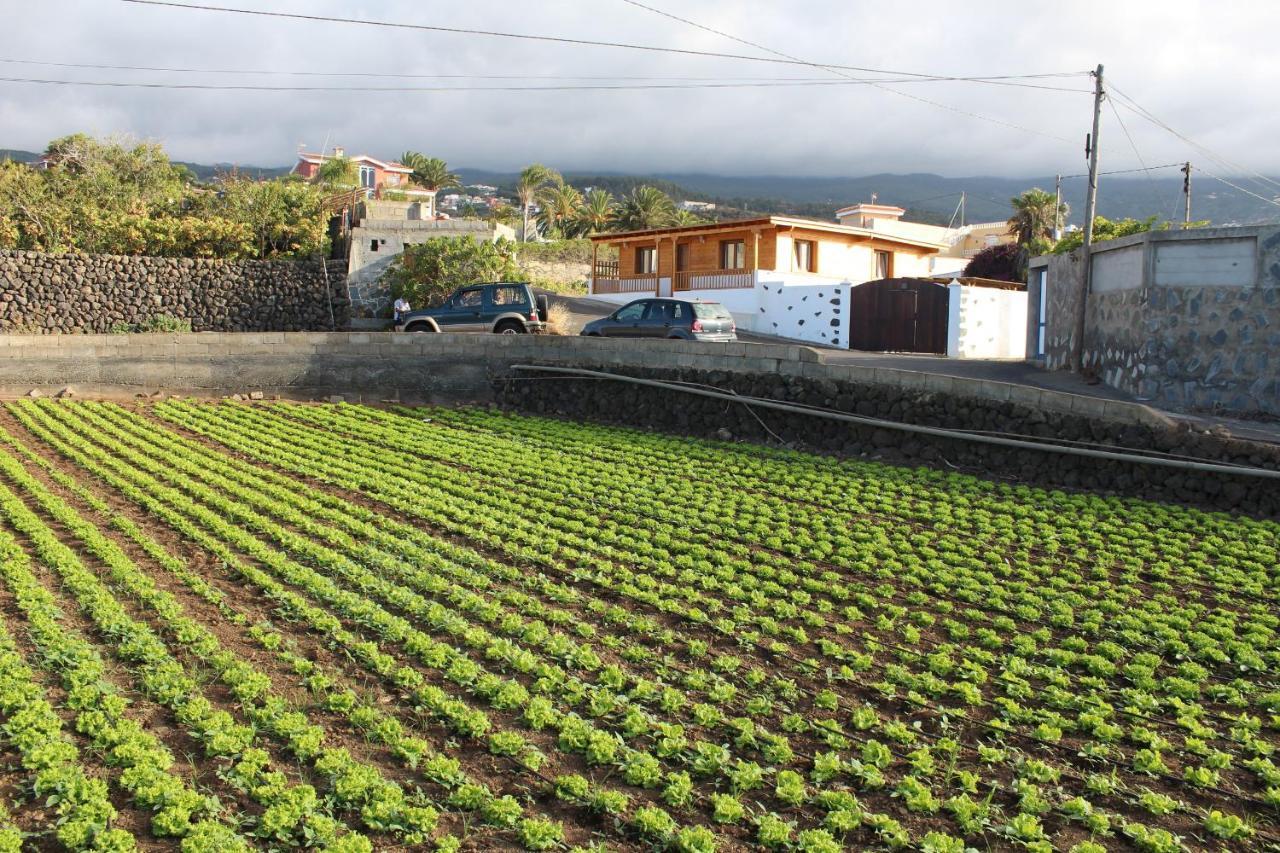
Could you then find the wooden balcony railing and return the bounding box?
[591,261,658,294]
[674,270,755,292]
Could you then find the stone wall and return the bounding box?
[499,363,1280,518]
[0,250,349,333]
[1,331,1276,515]
[1029,225,1280,415]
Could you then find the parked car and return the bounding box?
[580,298,737,342]
[398,282,548,334]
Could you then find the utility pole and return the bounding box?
[1072,63,1104,373]
[1053,174,1062,241]
[1181,161,1192,227]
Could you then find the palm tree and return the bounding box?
[614,186,676,231]
[670,209,707,227]
[515,163,561,241]
[400,152,459,193]
[1007,188,1068,247]
[535,183,583,238]
[315,154,357,189]
[574,189,616,235]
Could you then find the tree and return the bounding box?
[316,154,358,189]
[535,183,583,238]
[1007,188,1068,252]
[614,186,677,231]
[400,152,459,193]
[0,133,329,259]
[1049,215,1206,255]
[574,189,615,235]
[962,243,1021,282]
[515,164,561,241]
[671,208,708,227]
[384,236,519,309]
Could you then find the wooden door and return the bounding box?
[849,278,949,353]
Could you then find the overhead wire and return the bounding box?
[1107,81,1280,195]
[0,75,1097,94]
[117,0,1092,92]
[615,0,1080,144]
[1105,96,1177,220]
[0,57,1081,86]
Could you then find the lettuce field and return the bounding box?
[0,399,1272,852]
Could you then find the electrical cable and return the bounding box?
[118,0,1092,91]
[0,75,1093,94]
[508,365,1280,481]
[616,0,1079,144]
[1105,97,1176,221]
[0,56,1093,89]
[1108,82,1280,195]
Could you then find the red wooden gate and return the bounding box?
[848,278,949,353]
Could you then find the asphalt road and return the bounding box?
[541,289,1280,444]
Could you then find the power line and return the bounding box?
[0,74,1091,94]
[0,57,1093,89]
[1059,163,1182,179]
[615,0,1077,144]
[1106,96,1176,220]
[1107,81,1280,195]
[118,0,1091,92]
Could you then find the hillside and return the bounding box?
[5,148,1276,226]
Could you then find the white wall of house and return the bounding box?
[755,273,851,347]
[946,283,1028,359]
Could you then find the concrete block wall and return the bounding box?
[1028,225,1280,416]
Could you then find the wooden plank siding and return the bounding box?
[598,218,942,294]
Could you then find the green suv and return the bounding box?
[397,282,548,334]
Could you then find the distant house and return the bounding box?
[678,200,717,213]
[588,215,945,348]
[835,202,1015,277]
[292,147,438,216]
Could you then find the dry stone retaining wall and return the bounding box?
[0,249,349,333]
[0,331,1275,515]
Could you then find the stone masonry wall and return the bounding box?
[0,331,1275,515]
[0,250,349,333]
[1029,227,1280,416]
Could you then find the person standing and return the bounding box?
[393,296,410,325]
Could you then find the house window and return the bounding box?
[874,249,893,279]
[370,240,379,252]
[635,246,657,275]
[794,239,816,273]
[359,165,376,188]
[720,240,746,270]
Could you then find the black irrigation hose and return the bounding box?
[508,366,1280,482]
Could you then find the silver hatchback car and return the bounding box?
[580,298,737,342]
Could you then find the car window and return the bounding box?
[670,302,687,320]
[489,285,528,307]
[643,302,671,321]
[455,289,483,308]
[614,302,646,322]
[692,303,732,319]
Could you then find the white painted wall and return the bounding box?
[946,283,1028,359]
[1153,237,1257,287]
[755,272,851,347]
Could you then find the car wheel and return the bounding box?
[535,294,550,322]
[405,322,436,333]
[495,320,525,335]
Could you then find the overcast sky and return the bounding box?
[2,0,1277,180]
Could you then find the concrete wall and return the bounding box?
[946,283,1027,359]
[4,331,1277,514]
[0,250,348,333]
[346,218,514,319]
[1028,225,1280,416]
